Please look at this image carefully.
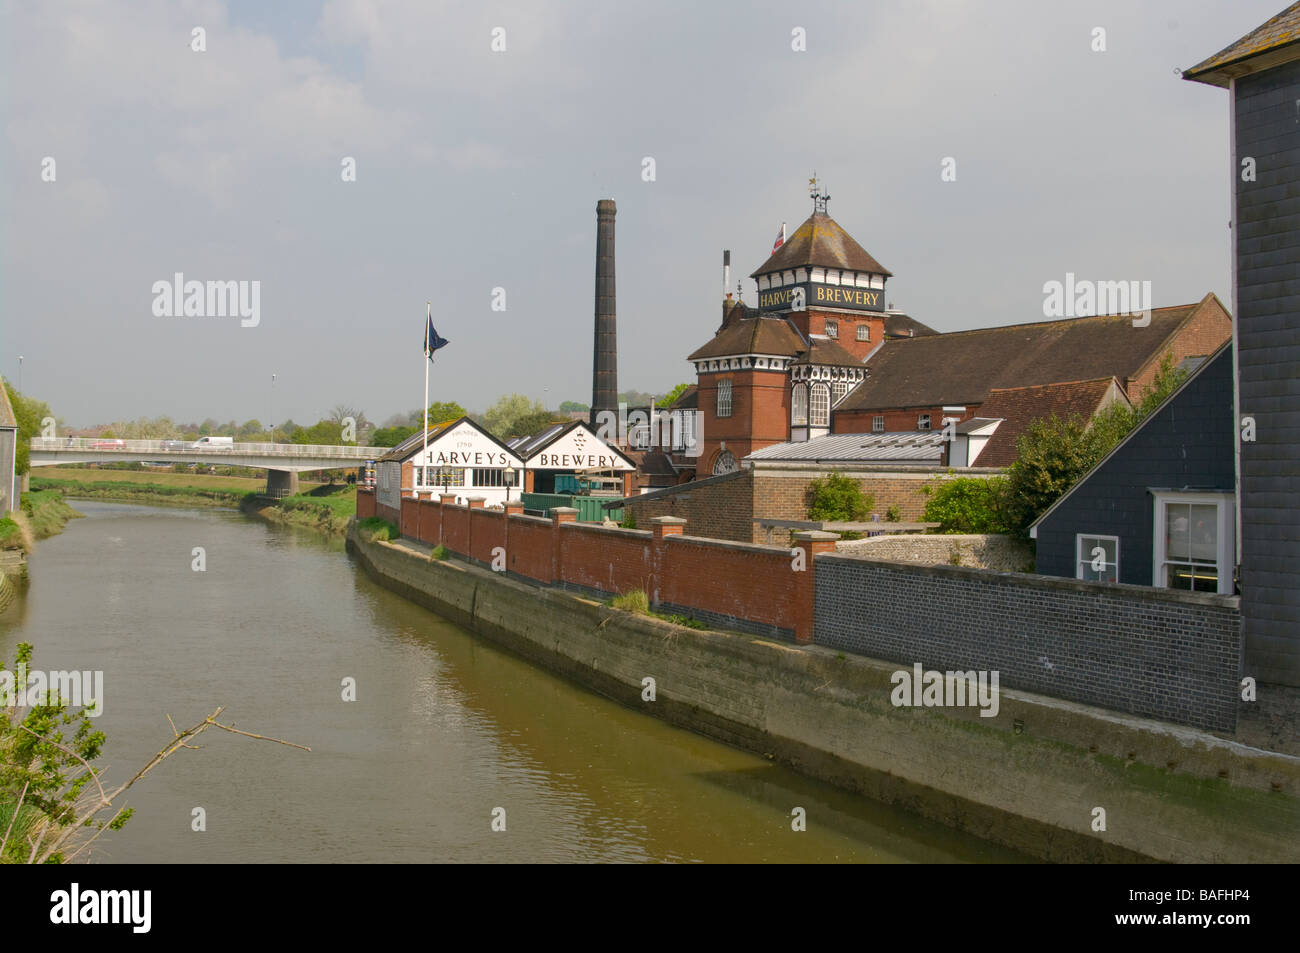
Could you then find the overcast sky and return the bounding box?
[0,0,1277,429]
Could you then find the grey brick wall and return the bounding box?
[1234,59,1300,686]
[814,555,1241,731]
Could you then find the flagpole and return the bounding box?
[423,301,431,493]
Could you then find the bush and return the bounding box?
[923,477,1011,534]
[430,545,449,560]
[805,471,873,523]
[619,511,637,530]
[356,517,398,542]
[885,505,901,522]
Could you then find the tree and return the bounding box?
[238,419,263,437]
[482,394,555,440]
[559,400,589,414]
[290,419,344,445]
[618,390,655,407]
[371,425,418,448]
[424,401,467,426]
[656,383,690,409]
[805,471,873,522]
[2,381,53,475]
[923,476,1012,534]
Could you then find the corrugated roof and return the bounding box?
[973,378,1127,468]
[746,431,944,464]
[750,212,892,278]
[1184,2,1300,86]
[836,294,1227,412]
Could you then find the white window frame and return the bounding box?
[831,380,849,405]
[917,413,931,431]
[1075,534,1119,583]
[825,320,838,339]
[716,379,732,418]
[809,384,830,428]
[791,383,808,425]
[857,324,870,342]
[1151,491,1234,595]
[873,415,885,432]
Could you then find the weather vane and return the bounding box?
[809,171,829,213]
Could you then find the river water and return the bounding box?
[0,501,1027,863]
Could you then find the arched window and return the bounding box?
[791,383,808,425]
[712,450,738,475]
[810,384,830,427]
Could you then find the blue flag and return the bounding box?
[425,316,450,360]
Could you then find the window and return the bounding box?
[712,450,738,475]
[873,415,885,432]
[810,384,830,427]
[1152,492,1234,594]
[831,380,849,405]
[791,383,808,425]
[825,320,838,339]
[857,325,870,342]
[430,467,465,487]
[716,379,732,418]
[917,414,931,431]
[474,468,504,487]
[1076,535,1119,583]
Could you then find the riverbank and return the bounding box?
[30,470,356,536]
[347,519,1300,864]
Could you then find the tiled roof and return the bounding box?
[884,312,938,338]
[793,337,864,367]
[835,295,1225,412]
[1184,2,1300,86]
[973,378,1127,468]
[668,384,698,409]
[746,431,944,464]
[750,212,891,278]
[688,314,806,360]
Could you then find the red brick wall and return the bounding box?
[469,508,505,564]
[659,537,798,633]
[377,503,400,525]
[794,309,885,362]
[357,489,376,519]
[1129,297,1232,401]
[400,498,420,538]
[560,524,653,595]
[506,515,553,582]
[696,368,790,473]
[415,500,438,544]
[442,505,470,554]
[622,470,755,542]
[833,405,975,434]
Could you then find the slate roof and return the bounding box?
[378,418,466,462]
[835,295,1225,412]
[667,384,697,409]
[508,419,637,469]
[1184,2,1300,86]
[746,431,944,465]
[750,212,892,278]
[973,378,1127,468]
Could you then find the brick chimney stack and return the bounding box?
[591,199,618,428]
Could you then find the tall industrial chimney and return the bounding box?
[591,199,618,428]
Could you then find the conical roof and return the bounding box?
[751,211,891,278]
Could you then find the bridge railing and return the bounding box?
[29,437,387,458]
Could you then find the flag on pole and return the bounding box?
[424,314,450,360]
[772,223,786,254]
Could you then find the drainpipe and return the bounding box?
[1229,78,1243,584]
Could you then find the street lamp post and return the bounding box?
[17,356,23,393]
[504,465,516,502]
[270,373,277,443]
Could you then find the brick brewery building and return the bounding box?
[675,187,1231,481]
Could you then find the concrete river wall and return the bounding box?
[346,522,1300,864]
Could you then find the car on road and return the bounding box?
[90,439,126,449]
[161,439,186,451]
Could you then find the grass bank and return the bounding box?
[244,486,357,535]
[19,489,82,541]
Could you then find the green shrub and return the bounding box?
[619,511,637,530]
[357,517,398,542]
[430,544,450,561]
[885,505,901,523]
[923,477,1011,534]
[805,471,873,522]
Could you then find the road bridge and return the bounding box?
[29,437,387,496]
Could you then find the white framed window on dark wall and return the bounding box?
[1076,534,1119,582]
[791,383,808,425]
[917,413,931,431]
[873,415,885,432]
[825,320,838,338]
[717,379,732,418]
[1152,491,1234,594]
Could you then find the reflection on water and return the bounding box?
[0,500,1027,863]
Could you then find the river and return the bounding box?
[0,500,1027,863]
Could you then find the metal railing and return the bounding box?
[29,437,386,459]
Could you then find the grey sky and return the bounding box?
[0,0,1273,429]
